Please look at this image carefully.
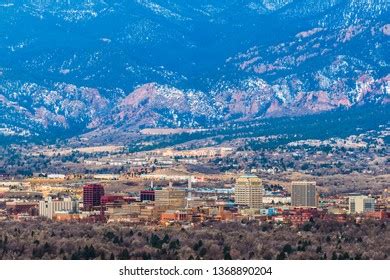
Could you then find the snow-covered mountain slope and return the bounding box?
[0,0,389,143]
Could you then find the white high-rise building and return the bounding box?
[235,174,263,209]
[39,197,79,219]
[349,196,375,214]
[186,177,193,209]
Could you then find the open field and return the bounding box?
[29,145,125,156]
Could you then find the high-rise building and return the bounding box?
[83,184,105,211]
[140,190,155,201]
[349,195,375,214]
[155,185,186,210]
[39,197,79,219]
[291,181,317,208]
[186,177,193,209]
[235,174,263,209]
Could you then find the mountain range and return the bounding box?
[0,0,389,144]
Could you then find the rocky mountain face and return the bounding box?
[0,0,389,143]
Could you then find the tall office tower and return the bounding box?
[155,185,186,210]
[349,195,375,214]
[140,190,155,201]
[186,177,193,209]
[291,181,317,207]
[235,174,263,209]
[83,184,105,211]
